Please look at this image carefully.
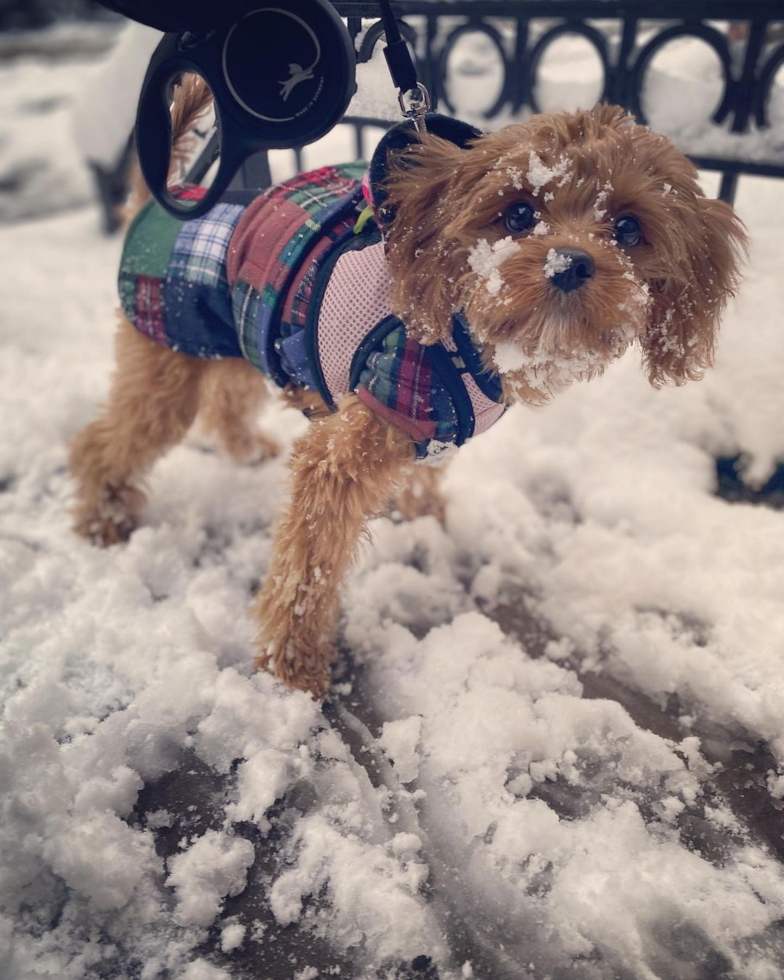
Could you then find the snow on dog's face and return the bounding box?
[383,105,747,404]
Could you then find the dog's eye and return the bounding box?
[614,214,643,247]
[504,201,536,234]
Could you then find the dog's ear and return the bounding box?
[641,196,747,386]
[382,133,469,343]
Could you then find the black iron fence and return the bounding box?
[329,0,784,204]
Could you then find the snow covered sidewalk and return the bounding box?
[3,57,784,980]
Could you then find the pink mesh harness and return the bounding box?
[316,238,505,445]
[317,239,392,402]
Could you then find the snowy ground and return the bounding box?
[2,26,784,980]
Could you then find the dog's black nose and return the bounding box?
[549,248,595,293]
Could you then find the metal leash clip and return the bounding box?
[378,0,429,132]
[398,82,431,133]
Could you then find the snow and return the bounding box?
[2,29,784,980]
[543,246,572,278]
[0,54,98,220]
[167,831,256,929]
[493,338,633,395]
[467,235,519,297]
[492,341,528,375]
[379,716,423,784]
[71,23,162,169]
[525,150,571,196]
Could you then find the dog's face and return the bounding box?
[383,105,747,404]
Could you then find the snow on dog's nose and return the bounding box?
[546,248,595,293]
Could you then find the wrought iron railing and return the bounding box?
[322,0,783,204]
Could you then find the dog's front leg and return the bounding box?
[254,394,415,698]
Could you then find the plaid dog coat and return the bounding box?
[120,130,506,458]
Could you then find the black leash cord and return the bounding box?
[377,0,419,98]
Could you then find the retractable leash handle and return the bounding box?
[104,0,428,219]
[136,30,257,219]
[133,0,357,219]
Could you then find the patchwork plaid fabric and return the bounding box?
[120,192,246,359]
[227,162,366,388]
[168,202,240,287]
[355,322,459,458]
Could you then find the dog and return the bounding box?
[69,79,746,698]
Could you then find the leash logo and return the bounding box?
[223,7,323,123]
[279,62,316,103]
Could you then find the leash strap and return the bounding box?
[377,0,430,131]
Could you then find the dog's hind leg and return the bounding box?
[253,394,415,698]
[69,315,205,546]
[198,358,281,464]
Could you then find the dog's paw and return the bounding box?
[72,483,144,547]
[254,641,332,700]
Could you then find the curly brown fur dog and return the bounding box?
[69,84,746,698]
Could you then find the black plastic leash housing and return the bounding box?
[97,0,424,220]
[134,0,356,218]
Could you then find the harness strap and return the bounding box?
[451,313,504,404]
[422,343,475,447]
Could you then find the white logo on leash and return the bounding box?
[279,63,316,102]
[222,7,323,122]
